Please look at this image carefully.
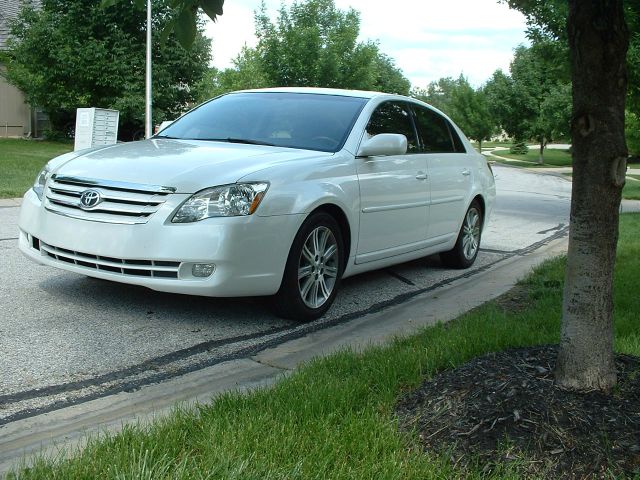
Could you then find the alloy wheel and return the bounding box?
[462,207,481,260]
[297,226,339,309]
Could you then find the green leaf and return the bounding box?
[100,0,118,8]
[175,7,197,48]
[133,0,146,9]
[200,0,224,20]
[159,18,176,45]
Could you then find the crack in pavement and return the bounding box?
[0,225,570,426]
[385,269,416,286]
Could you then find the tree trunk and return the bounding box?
[555,0,629,392]
[478,139,482,153]
[538,136,545,164]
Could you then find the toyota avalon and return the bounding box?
[18,87,496,320]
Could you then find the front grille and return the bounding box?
[44,175,176,225]
[38,240,181,279]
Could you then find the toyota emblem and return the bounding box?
[79,189,102,209]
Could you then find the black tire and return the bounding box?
[440,200,483,269]
[273,212,344,321]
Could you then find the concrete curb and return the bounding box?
[0,198,22,208]
[0,235,569,476]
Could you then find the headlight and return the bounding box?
[32,165,51,201]
[172,182,269,223]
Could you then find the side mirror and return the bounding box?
[357,133,408,157]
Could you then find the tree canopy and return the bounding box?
[200,0,410,98]
[101,0,224,49]
[3,0,211,138]
[484,42,571,162]
[412,75,494,151]
[501,0,639,155]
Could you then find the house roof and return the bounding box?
[0,0,40,50]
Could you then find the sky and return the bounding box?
[204,0,530,89]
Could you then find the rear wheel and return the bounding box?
[440,200,483,269]
[273,212,344,321]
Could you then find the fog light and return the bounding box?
[192,263,215,278]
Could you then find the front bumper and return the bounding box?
[18,189,304,297]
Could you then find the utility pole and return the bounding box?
[145,0,152,139]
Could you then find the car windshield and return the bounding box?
[156,92,368,153]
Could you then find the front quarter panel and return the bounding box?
[239,151,360,257]
[239,152,359,218]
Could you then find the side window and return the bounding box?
[447,122,467,153]
[365,101,418,153]
[413,106,456,153]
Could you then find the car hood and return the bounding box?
[52,138,332,193]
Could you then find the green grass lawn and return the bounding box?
[623,179,640,200]
[0,139,72,199]
[492,148,573,167]
[10,214,640,479]
[473,140,512,149]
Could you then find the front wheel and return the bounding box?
[273,212,344,321]
[440,200,483,269]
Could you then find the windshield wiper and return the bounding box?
[199,137,278,147]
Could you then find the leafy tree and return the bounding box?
[484,69,525,139]
[626,110,640,158]
[412,76,495,151]
[449,78,495,152]
[538,82,572,146]
[197,47,271,101]
[370,53,412,96]
[3,0,211,138]
[483,43,571,163]
[101,0,224,49]
[201,0,410,96]
[411,77,458,114]
[506,0,630,392]
[503,0,639,120]
[624,1,640,116]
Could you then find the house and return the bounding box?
[0,0,46,138]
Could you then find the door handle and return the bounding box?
[415,172,428,180]
[461,169,471,176]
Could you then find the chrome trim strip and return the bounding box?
[51,175,176,194]
[46,195,79,209]
[48,200,157,215]
[362,200,431,214]
[430,195,465,206]
[49,185,164,205]
[44,205,148,225]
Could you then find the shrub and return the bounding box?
[510,142,529,155]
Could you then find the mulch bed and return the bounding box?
[396,344,640,478]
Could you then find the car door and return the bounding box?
[412,105,471,241]
[355,101,430,264]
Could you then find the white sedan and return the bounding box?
[18,87,495,320]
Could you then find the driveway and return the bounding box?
[0,165,571,429]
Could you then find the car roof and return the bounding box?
[234,87,386,100]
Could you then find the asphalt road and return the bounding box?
[0,165,571,426]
